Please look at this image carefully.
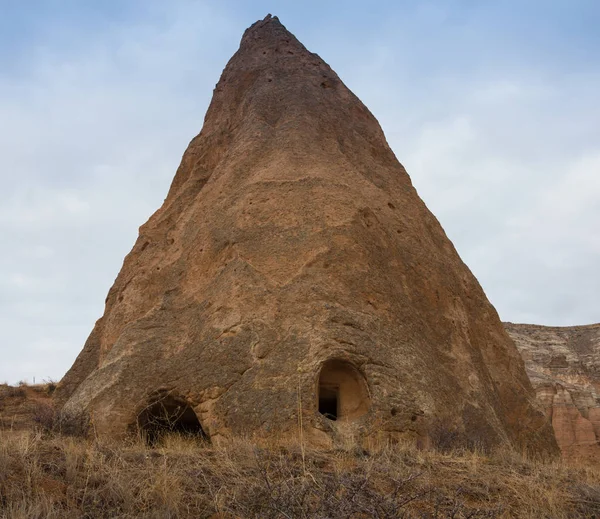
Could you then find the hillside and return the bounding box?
[505,322,600,462]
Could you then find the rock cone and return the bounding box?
[57,15,557,453]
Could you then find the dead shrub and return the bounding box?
[53,410,90,438]
[429,417,469,453]
[45,381,57,395]
[33,402,56,432]
[569,481,600,517]
[31,404,90,438]
[3,385,26,398]
[429,415,492,454]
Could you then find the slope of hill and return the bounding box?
[1,382,599,518]
[505,322,600,462]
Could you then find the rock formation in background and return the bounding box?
[506,322,600,461]
[55,15,557,454]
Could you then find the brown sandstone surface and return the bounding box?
[56,15,556,453]
[505,322,600,461]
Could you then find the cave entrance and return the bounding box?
[318,386,339,420]
[137,393,208,446]
[317,360,370,422]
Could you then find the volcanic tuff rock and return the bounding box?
[56,15,557,453]
[505,322,600,461]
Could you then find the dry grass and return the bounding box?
[1,384,599,518]
[0,428,599,519]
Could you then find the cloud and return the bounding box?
[395,75,600,326]
[0,1,241,383]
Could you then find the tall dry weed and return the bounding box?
[0,429,599,518]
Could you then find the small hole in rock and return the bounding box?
[411,414,418,422]
[391,407,398,416]
[388,202,396,210]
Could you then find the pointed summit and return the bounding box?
[165,13,395,206]
[57,18,557,454]
[240,14,293,45]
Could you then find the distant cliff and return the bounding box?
[505,322,600,460]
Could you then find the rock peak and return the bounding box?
[247,13,283,31]
[240,14,299,51]
[57,16,558,457]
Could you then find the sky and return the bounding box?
[1,0,599,384]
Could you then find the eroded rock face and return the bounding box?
[505,322,600,460]
[56,15,557,454]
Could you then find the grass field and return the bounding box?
[1,383,599,518]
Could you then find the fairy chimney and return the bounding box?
[57,15,558,453]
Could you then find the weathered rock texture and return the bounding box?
[57,15,557,454]
[505,322,600,461]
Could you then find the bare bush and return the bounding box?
[2,385,26,398]
[33,402,56,432]
[428,416,491,455]
[53,410,90,438]
[31,403,90,438]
